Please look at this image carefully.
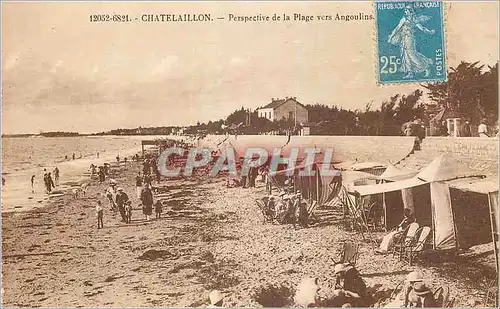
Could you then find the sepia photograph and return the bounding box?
[1,0,499,307]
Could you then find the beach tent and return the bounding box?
[349,161,387,177]
[271,161,342,206]
[350,154,486,251]
[379,163,418,182]
[448,178,499,272]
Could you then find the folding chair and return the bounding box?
[392,222,419,260]
[433,286,455,308]
[307,200,319,222]
[332,241,360,267]
[403,226,431,265]
[255,198,273,223]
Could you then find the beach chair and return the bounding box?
[307,200,319,221]
[364,202,383,230]
[403,226,431,265]
[332,241,360,267]
[484,284,498,307]
[255,198,273,223]
[433,286,455,308]
[392,222,419,260]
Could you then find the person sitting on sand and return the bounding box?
[274,191,289,223]
[105,180,118,211]
[155,200,162,219]
[115,187,130,222]
[404,271,436,308]
[96,200,104,229]
[141,184,154,221]
[331,263,367,307]
[376,208,415,254]
[208,290,224,308]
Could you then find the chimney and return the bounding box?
[293,96,297,100]
[286,96,289,100]
[271,97,274,101]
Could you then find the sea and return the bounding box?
[1,135,169,213]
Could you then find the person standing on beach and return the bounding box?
[151,158,161,183]
[155,200,162,219]
[53,167,60,186]
[143,174,153,188]
[143,159,151,176]
[97,152,100,158]
[96,200,104,229]
[31,175,35,193]
[135,172,143,199]
[115,187,130,222]
[72,153,75,160]
[141,183,154,221]
[98,166,105,183]
[106,179,118,211]
[45,173,55,194]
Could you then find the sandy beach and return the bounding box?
[2,156,497,307]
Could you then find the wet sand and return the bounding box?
[2,160,497,307]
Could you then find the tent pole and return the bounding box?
[487,193,499,274]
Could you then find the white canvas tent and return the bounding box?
[350,154,487,251]
[378,163,418,182]
[448,178,499,272]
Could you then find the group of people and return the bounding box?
[98,167,164,228]
[35,167,60,194]
[259,177,310,226]
[436,118,498,138]
[90,163,110,183]
[294,262,367,307]
[143,156,161,183]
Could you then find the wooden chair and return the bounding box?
[392,222,420,259]
[403,226,431,265]
[332,241,360,266]
[255,198,274,223]
[433,286,455,307]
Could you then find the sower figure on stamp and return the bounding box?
[388,5,435,79]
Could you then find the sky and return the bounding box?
[2,1,499,134]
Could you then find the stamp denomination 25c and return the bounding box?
[375,0,446,84]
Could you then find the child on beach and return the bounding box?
[155,201,162,219]
[125,201,132,224]
[96,200,104,229]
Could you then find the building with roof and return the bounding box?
[257,97,309,125]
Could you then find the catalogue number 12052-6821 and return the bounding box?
[89,14,131,22]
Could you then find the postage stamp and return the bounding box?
[375,0,446,84]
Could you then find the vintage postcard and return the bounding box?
[1,0,499,308]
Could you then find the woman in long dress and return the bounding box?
[388,6,435,79]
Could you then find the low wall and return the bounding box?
[400,137,498,176]
[167,135,416,164]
